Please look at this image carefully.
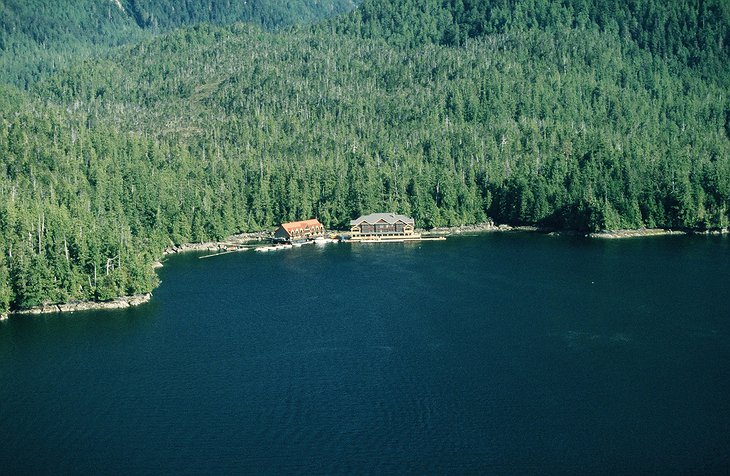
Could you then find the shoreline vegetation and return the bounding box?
[4,222,728,321]
[3,294,152,320]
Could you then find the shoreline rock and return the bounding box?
[10,293,152,317]
[592,227,729,239]
[423,221,548,236]
[163,230,271,255]
[424,222,729,239]
[689,227,730,235]
[423,220,499,236]
[588,228,684,239]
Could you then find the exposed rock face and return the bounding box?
[588,228,685,239]
[691,227,730,235]
[589,226,730,238]
[425,223,729,239]
[0,313,8,322]
[426,221,498,235]
[12,293,152,316]
[163,242,222,255]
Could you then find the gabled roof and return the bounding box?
[350,213,415,226]
[279,219,323,234]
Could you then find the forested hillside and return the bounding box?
[1,0,729,313]
[0,0,356,86]
[332,0,730,86]
[121,0,357,30]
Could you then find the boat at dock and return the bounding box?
[255,244,293,252]
[314,237,339,245]
[292,240,316,247]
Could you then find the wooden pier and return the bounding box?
[346,235,446,243]
[198,246,252,259]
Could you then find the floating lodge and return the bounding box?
[348,213,422,242]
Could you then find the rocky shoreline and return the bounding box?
[4,222,726,321]
[426,222,729,239]
[589,227,729,239]
[2,231,272,320]
[424,220,498,235]
[8,293,152,317]
[163,230,271,255]
[163,222,730,252]
[424,221,541,236]
[588,228,684,239]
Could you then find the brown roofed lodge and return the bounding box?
[349,213,418,241]
[274,219,325,242]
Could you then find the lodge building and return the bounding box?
[349,213,417,240]
[274,219,325,242]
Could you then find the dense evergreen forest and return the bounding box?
[1,0,729,313]
[0,0,356,86]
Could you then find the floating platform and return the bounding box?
[255,244,293,252]
[314,237,339,245]
[346,235,446,243]
[199,247,251,259]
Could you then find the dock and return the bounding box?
[199,246,251,259]
[346,235,446,243]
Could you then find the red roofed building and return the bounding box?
[274,219,325,242]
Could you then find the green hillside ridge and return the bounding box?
[0,0,357,86]
[121,0,357,30]
[331,0,730,87]
[1,0,729,313]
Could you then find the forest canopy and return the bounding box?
[0,0,357,86]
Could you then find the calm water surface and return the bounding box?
[1,233,729,474]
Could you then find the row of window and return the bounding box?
[291,227,323,236]
[354,224,412,234]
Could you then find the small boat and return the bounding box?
[314,237,338,245]
[257,242,294,252]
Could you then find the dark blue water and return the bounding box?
[2,234,730,474]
